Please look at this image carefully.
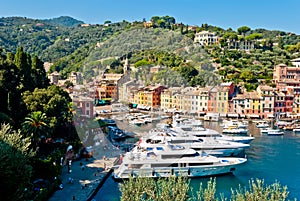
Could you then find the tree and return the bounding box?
[14,47,33,91]
[22,111,49,147]
[177,65,199,81]
[189,75,205,87]
[0,124,33,201]
[120,176,189,201]
[237,26,251,36]
[120,176,292,200]
[240,69,254,82]
[245,33,263,41]
[22,85,72,139]
[0,59,20,116]
[31,55,50,89]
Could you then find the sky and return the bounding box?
[0,0,299,34]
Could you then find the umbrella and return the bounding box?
[67,145,73,152]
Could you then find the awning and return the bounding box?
[227,113,239,118]
[248,114,260,118]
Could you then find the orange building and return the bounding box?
[96,81,117,100]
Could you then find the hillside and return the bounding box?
[1,16,300,90]
[42,16,84,27]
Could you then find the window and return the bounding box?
[86,102,90,107]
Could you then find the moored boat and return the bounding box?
[222,128,248,135]
[113,146,247,179]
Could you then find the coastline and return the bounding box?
[48,144,121,201]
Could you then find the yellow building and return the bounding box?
[133,85,167,108]
[215,86,229,115]
[160,87,185,112]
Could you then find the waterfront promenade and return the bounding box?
[48,142,121,201]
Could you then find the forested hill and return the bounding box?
[1,16,300,89]
[42,16,84,27]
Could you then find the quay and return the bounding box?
[48,143,121,201]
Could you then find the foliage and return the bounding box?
[237,26,251,35]
[42,16,84,27]
[120,175,189,201]
[120,177,294,201]
[21,85,73,140]
[0,124,33,201]
[230,179,289,201]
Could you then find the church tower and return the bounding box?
[123,57,130,74]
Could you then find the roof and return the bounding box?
[258,85,274,91]
[291,58,300,62]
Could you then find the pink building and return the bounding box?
[72,95,94,118]
[273,63,300,89]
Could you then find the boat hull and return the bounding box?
[113,158,247,179]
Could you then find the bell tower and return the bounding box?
[123,57,130,74]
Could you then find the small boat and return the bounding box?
[260,127,284,136]
[267,130,284,136]
[204,113,220,122]
[222,128,248,135]
[293,128,300,134]
[256,121,269,128]
[129,119,145,126]
[222,120,248,129]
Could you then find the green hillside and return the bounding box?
[1,16,300,90]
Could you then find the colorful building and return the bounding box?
[273,62,300,89]
[133,85,167,109]
[257,85,275,119]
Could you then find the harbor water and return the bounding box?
[93,120,300,200]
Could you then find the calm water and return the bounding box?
[93,121,300,200]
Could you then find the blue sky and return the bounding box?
[1,0,299,34]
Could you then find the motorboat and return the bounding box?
[267,129,284,136]
[260,127,284,136]
[222,127,248,135]
[216,134,254,144]
[140,130,250,157]
[255,121,269,128]
[293,127,300,134]
[160,117,254,144]
[222,120,248,129]
[113,145,247,179]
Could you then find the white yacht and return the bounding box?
[141,130,250,157]
[260,127,284,136]
[161,116,254,144]
[267,130,284,136]
[293,127,300,134]
[216,134,254,144]
[113,145,247,179]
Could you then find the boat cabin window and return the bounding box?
[169,145,185,150]
[189,163,213,166]
[161,153,196,159]
[170,139,190,143]
[151,163,177,168]
[128,164,144,168]
[181,127,192,131]
[146,139,162,144]
[156,147,164,151]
